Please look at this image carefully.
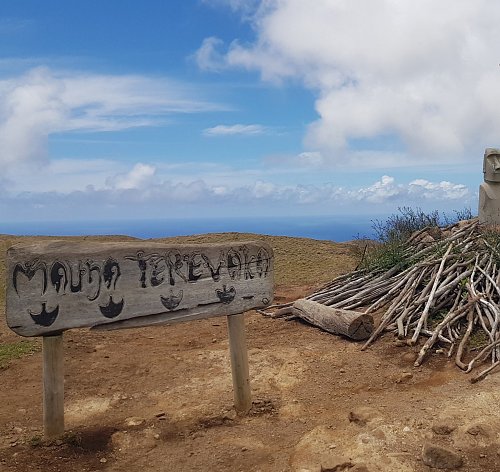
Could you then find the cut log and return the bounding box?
[292,299,374,340]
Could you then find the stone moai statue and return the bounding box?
[479,148,500,224]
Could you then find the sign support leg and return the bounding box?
[42,333,64,439]
[227,313,251,415]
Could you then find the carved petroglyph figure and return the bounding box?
[479,148,500,224]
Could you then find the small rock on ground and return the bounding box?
[432,420,456,435]
[465,422,492,438]
[422,443,463,469]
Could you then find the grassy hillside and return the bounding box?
[153,232,357,288]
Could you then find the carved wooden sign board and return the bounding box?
[6,240,274,337]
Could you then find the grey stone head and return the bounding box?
[484,148,500,182]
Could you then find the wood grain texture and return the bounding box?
[292,299,374,340]
[6,240,274,336]
[43,334,64,438]
[227,313,251,414]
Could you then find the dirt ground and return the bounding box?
[1,234,500,471]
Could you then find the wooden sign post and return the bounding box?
[6,240,274,437]
[42,334,64,438]
[227,313,251,413]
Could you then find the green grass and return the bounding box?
[357,207,475,271]
[469,329,490,350]
[428,309,448,329]
[0,340,40,368]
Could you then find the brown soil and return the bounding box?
[1,233,500,472]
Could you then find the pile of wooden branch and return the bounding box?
[263,218,500,382]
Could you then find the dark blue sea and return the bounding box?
[0,216,376,242]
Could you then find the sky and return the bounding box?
[0,0,498,224]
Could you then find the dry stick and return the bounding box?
[455,308,475,370]
[381,271,421,320]
[438,259,467,282]
[476,303,498,363]
[257,305,294,318]
[319,276,387,306]
[360,278,418,350]
[414,300,474,366]
[483,239,500,266]
[406,223,477,262]
[455,266,482,371]
[325,277,395,308]
[364,266,421,314]
[411,266,440,306]
[476,264,500,327]
[434,289,462,310]
[322,268,401,306]
[437,256,474,288]
[446,289,467,342]
[495,260,500,286]
[483,255,494,296]
[471,360,500,383]
[428,269,472,304]
[412,268,472,306]
[404,267,457,336]
[420,329,452,344]
[311,270,367,292]
[311,269,379,294]
[470,265,496,345]
[316,240,456,308]
[403,268,436,336]
[411,243,454,345]
[407,226,436,244]
[478,301,496,335]
[466,339,500,373]
[273,270,378,315]
[396,269,428,337]
[314,283,375,306]
[451,324,463,341]
[340,281,405,310]
[404,308,422,338]
[300,219,500,374]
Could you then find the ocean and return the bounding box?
[0,215,377,242]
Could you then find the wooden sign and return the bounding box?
[6,240,274,337]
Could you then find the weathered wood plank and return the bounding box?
[6,240,274,337]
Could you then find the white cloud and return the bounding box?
[200,0,500,165]
[343,175,472,203]
[0,168,473,221]
[251,180,278,198]
[0,67,218,166]
[351,175,402,203]
[194,37,226,72]
[408,179,469,200]
[107,163,157,190]
[203,123,269,136]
